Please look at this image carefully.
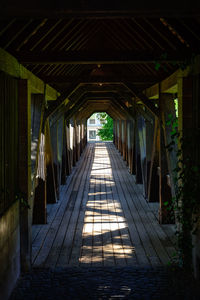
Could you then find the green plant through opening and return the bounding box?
[97,113,113,141]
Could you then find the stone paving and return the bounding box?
[10,266,199,300]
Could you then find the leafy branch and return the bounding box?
[165,115,200,270]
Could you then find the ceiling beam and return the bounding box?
[45,80,81,118]
[65,94,131,119]
[123,82,159,117]
[17,51,188,64]
[45,80,160,119]
[40,75,158,85]
[1,2,200,18]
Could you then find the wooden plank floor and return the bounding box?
[32,142,177,268]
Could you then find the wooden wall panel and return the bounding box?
[0,72,18,215]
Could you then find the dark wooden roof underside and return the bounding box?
[1,9,200,118]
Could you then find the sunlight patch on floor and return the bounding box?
[80,144,135,265]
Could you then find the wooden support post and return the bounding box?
[178,76,195,268]
[127,120,135,174]
[119,120,122,155]
[66,120,72,175]
[158,124,173,224]
[116,120,119,148]
[31,94,44,185]
[113,120,116,145]
[70,119,76,167]
[83,120,87,149]
[50,121,59,199]
[145,118,154,199]
[32,131,47,224]
[18,79,32,271]
[135,117,143,184]
[74,119,78,163]
[125,120,128,163]
[148,118,159,202]
[115,120,118,148]
[122,120,125,159]
[61,119,67,185]
[132,120,136,175]
[123,120,127,162]
[192,74,200,279]
[137,116,147,197]
[80,120,83,155]
[76,122,80,161]
[57,117,64,189]
[117,120,120,150]
[127,120,131,169]
[46,120,57,203]
[158,92,175,224]
[160,93,177,198]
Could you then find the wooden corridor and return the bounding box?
[32,142,176,268]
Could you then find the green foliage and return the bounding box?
[154,52,196,71]
[97,113,113,141]
[165,115,200,270]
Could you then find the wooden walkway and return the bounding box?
[32,142,176,268]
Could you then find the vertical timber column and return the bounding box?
[80,120,83,154]
[113,120,116,145]
[117,120,119,150]
[135,116,143,184]
[116,120,119,148]
[119,120,122,154]
[46,121,57,203]
[18,79,31,271]
[33,131,47,224]
[148,118,159,202]
[145,118,154,199]
[178,76,194,267]
[131,119,136,175]
[158,93,174,224]
[160,93,177,198]
[123,120,127,162]
[121,120,125,158]
[192,74,200,279]
[127,120,131,170]
[61,119,67,185]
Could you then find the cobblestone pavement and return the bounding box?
[10,266,199,300]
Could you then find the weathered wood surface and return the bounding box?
[32,142,176,268]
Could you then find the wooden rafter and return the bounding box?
[16,19,48,51]
[4,19,33,49]
[143,18,177,50]
[17,50,189,64]
[41,19,74,51]
[30,19,63,51]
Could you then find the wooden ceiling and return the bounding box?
[1,5,200,119]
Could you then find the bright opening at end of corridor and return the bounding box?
[87,113,113,142]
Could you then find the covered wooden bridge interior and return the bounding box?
[0,3,200,299]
